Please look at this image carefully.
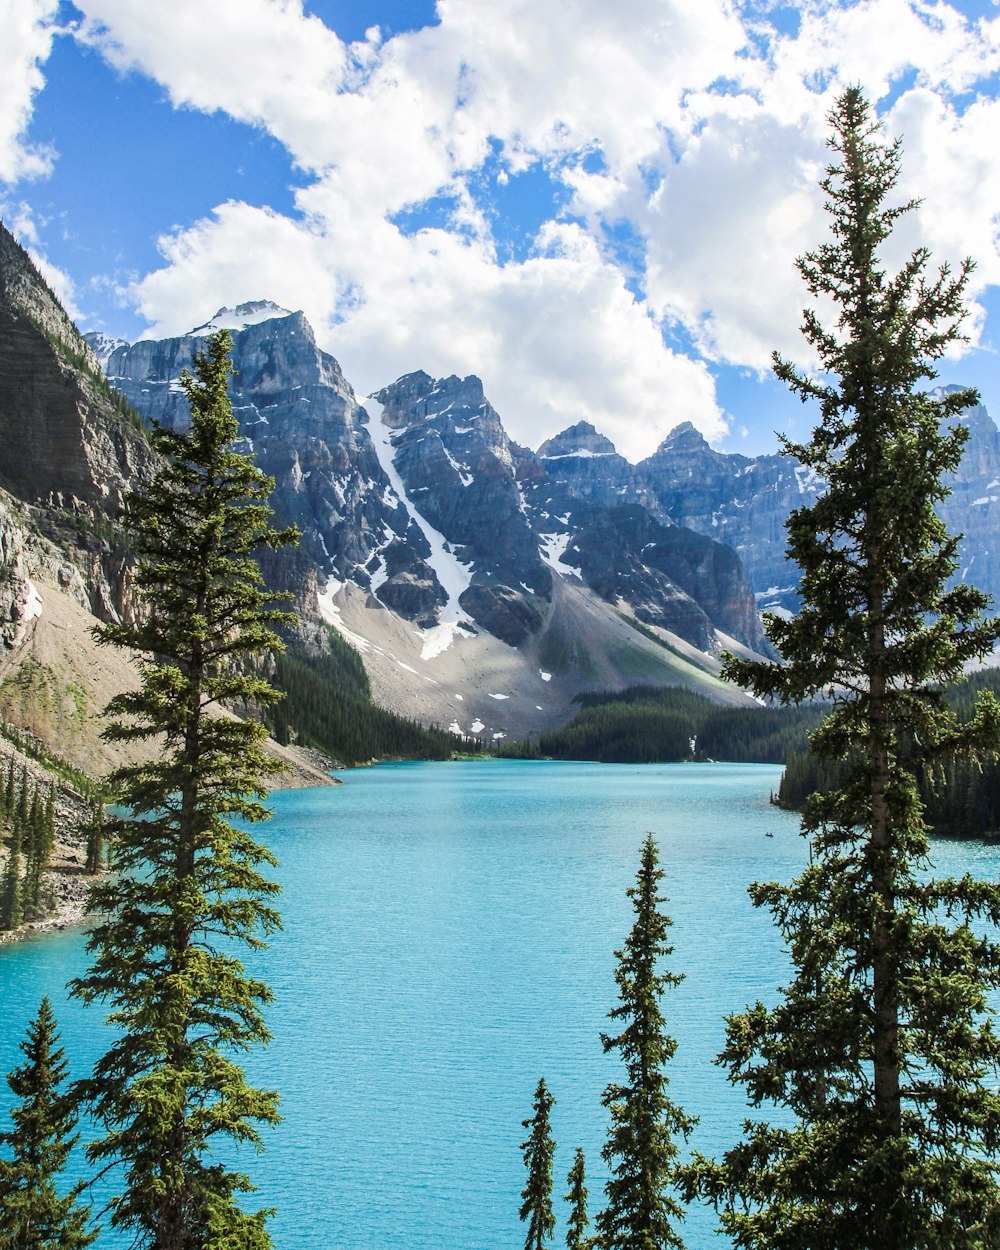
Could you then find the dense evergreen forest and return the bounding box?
[265,627,480,765]
[776,668,1000,838]
[531,686,826,765]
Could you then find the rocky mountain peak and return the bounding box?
[374,371,491,432]
[537,422,617,459]
[655,420,711,455]
[83,331,129,367]
[188,300,293,336]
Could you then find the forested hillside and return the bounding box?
[535,686,826,764]
[265,627,477,764]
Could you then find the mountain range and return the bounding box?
[3,219,1000,769]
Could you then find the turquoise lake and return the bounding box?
[3,759,1000,1248]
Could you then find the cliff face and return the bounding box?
[638,398,1000,617]
[938,400,1000,598]
[371,372,551,646]
[521,421,769,653]
[638,422,807,614]
[0,228,155,519]
[0,225,156,626]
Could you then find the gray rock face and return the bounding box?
[0,502,34,648]
[519,453,768,653]
[0,223,157,626]
[372,372,550,644]
[0,227,156,518]
[938,398,1000,602]
[97,308,442,611]
[93,309,768,655]
[536,421,654,511]
[638,421,808,614]
[639,398,1000,616]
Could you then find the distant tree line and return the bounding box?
[531,686,826,766]
[0,762,56,932]
[0,759,105,935]
[776,669,1000,837]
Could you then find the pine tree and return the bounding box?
[520,1077,557,1250]
[596,834,694,1250]
[44,783,56,853]
[0,997,96,1249]
[564,1147,589,1250]
[82,800,104,877]
[689,87,1000,1249]
[14,768,29,841]
[23,786,48,917]
[69,330,298,1249]
[1,818,24,931]
[3,756,15,818]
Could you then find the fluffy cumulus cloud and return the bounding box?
[0,0,59,184]
[6,0,1000,457]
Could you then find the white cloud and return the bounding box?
[76,0,352,172]
[130,205,723,460]
[0,0,59,185]
[55,0,1000,455]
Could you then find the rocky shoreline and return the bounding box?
[0,734,341,947]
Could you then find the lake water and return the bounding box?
[2,760,999,1249]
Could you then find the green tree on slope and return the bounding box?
[0,997,95,1250]
[70,330,297,1249]
[597,834,694,1250]
[688,87,1000,1249]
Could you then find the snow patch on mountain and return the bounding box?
[366,393,474,633]
[539,532,572,572]
[316,577,371,652]
[418,621,474,662]
[86,332,129,366]
[188,300,293,336]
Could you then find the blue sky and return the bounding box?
[2,0,1000,460]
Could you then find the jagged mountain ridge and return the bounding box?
[86,305,769,738]
[97,309,764,652]
[81,295,1000,740]
[639,403,1000,616]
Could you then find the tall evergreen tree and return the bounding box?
[520,1077,557,1250]
[69,330,298,1249]
[597,834,694,1250]
[3,756,15,818]
[82,800,104,877]
[564,1147,590,1250]
[23,786,50,917]
[14,768,29,842]
[689,88,1000,1249]
[0,997,95,1250]
[1,817,24,931]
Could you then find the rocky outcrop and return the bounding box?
[536,421,654,511]
[638,397,1000,617]
[0,231,155,518]
[0,502,36,649]
[372,372,550,645]
[638,421,808,614]
[0,224,156,625]
[938,397,1000,602]
[99,304,445,614]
